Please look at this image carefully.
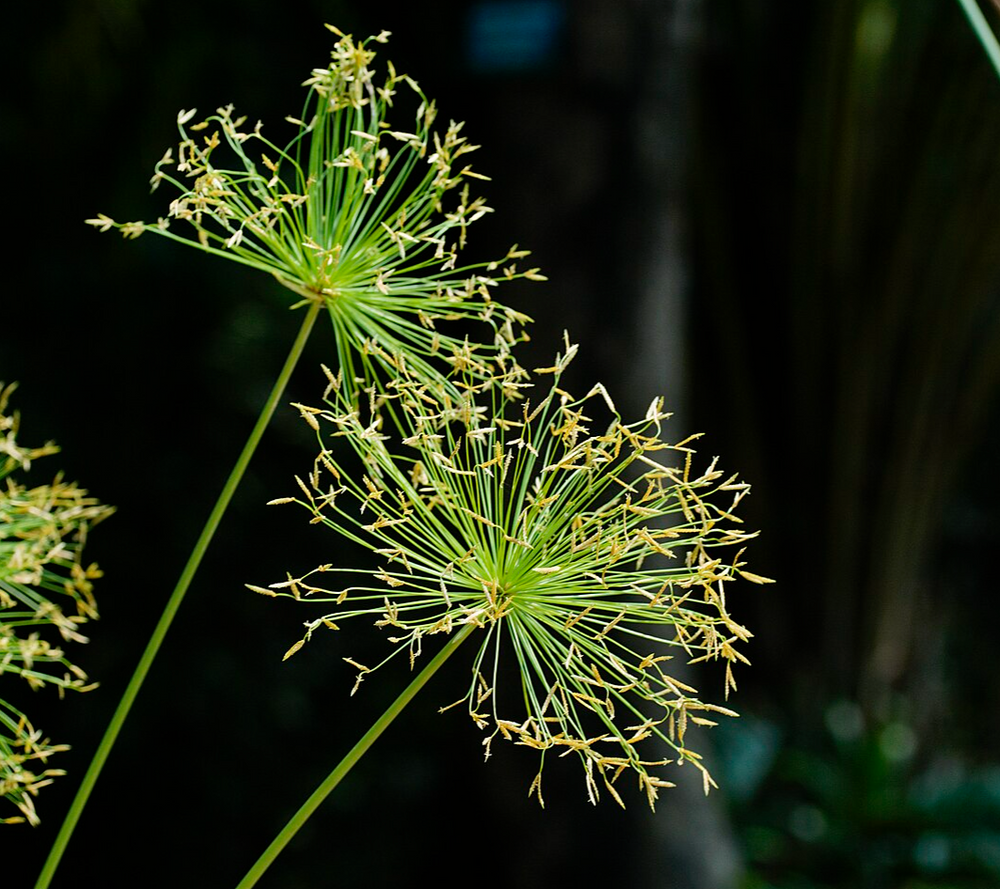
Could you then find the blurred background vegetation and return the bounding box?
[3,1,1000,886]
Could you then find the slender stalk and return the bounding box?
[234,622,476,889]
[35,299,323,889]
[958,0,1000,80]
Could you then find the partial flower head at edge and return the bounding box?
[0,383,113,826]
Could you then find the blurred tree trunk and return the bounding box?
[625,0,741,885]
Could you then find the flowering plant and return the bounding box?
[257,336,765,808]
[0,383,112,825]
[35,24,767,889]
[86,26,537,393]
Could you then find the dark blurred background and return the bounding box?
[4,1,1000,887]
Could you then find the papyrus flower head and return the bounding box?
[86,27,538,393]
[254,341,769,808]
[0,384,113,825]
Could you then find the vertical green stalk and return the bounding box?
[35,299,323,889]
[958,0,1000,80]
[234,622,476,889]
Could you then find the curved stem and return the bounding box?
[35,300,323,889]
[234,622,476,889]
[958,0,1000,80]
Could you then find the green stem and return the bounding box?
[957,0,1000,80]
[35,300,322,889]
[234,622,476,889]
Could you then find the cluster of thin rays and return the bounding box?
[254,337,767,808]
[0,383,112,825]
[87,26,539,397]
